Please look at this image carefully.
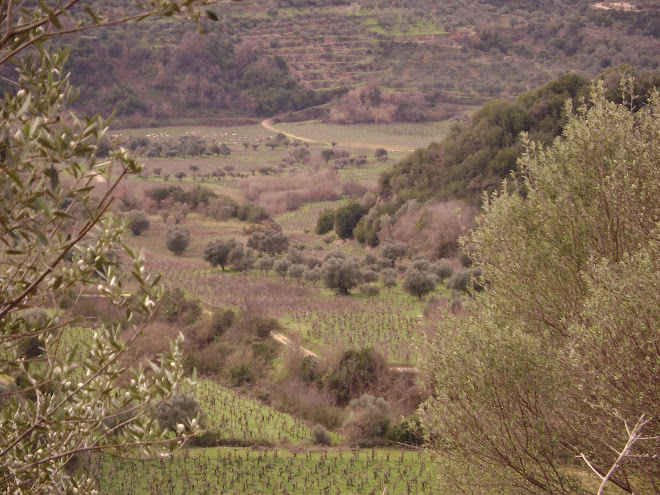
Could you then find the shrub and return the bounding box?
[237,203,269,223]
[316,210,335,235]
[154,393,205,433]
[190,341,232,374]
[342,394,391,442]
[165,228,190,255]
[209,309,235,339]
[229,363,255,386]
[159,287,202,325]
[326,348,387,405]
[381,268,398,290]
[386,416,424,446]
[311,424,332,446]
[127,210,150,236]
[446,267,484,292]
[247,316,280,339]
[359,284,380,296]
[431,258,454,280]
[334,202,365,239]
[273,379,344,429]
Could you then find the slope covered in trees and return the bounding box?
[379,69,660,207]
[421,85,660,495]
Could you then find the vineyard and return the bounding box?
[93,447,440,495]
[185,380,313,445]
[275,200,349,233]
[138,256,429,363]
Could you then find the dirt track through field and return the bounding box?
[261,118,415,152]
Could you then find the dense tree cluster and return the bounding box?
[422,86,660,494]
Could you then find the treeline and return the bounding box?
[359,68,657,229]
[55,26,328,124]
[333,68,658,257]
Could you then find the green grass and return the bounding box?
[93,447,440,495]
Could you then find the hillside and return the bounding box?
[2,0,654,126]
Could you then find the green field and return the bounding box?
[93,447,440,495]
[272,121,452,150]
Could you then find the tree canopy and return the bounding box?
[421,84,660,495]
[0,2,213,491]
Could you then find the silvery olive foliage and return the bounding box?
[421,85,660,494]
[0,1,222,493]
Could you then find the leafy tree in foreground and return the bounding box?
[421,85,660,495]
[0,1,217,491]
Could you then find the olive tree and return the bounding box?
[0,1,219,492]
[421,85,660,495]
[322,255,364,295]
[166,228,190,255]
[204,238,240,271]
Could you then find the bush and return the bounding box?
[273,379,344,429]
[229,363,255,386]
[334,202,365,239]
[431,258,454,280]
[237,203,269,223]
[154,393,205,433]
[315,210,335,235]
[311,424,332,446]
[127,210,150,236]
[342,394,391,442]
[159,287,202,325]
[359,284,380,296]
[386,416,424,446]
[247,316,280,339]
[326,348,387,405]
[299,355,320,384]
[209,309,235,339]
[446,267,484,292]
[381,269,397,290]
[166,228,190,255]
